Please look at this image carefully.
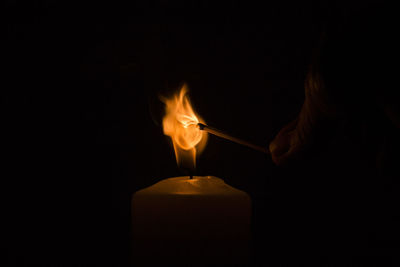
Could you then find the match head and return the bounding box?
[197,123,207,130]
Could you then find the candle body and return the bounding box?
[132,176,251,265]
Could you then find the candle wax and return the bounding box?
[132,176,251,265]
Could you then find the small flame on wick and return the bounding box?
[161,84,207,169]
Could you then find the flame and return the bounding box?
[162,84,207,168]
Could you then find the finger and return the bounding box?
[275,118,298,138]
[271,133,305,166]
[272,145,301,167]
[269,134,290,158]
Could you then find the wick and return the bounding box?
[190,175,193,179]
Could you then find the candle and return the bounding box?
[132,176,251,265]
[131,85,252,264]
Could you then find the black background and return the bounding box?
[3,0,399,266]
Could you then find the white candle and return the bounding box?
[132,176,251,265]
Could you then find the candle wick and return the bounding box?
[190,175,193,179]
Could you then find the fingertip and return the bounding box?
[271,152,284,166]
[269,141,277,155]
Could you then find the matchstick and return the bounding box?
[198,123,270,154]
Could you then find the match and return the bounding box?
[198,123,270,154]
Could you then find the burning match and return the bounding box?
[198,123,270,154]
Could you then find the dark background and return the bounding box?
[3,0,399,266]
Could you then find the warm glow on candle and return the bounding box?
[161,84,207,168]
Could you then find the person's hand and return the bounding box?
[269,119,300,166]
[269,67,337,166]
[269,117,312,166]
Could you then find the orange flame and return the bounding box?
[162,84,207,168]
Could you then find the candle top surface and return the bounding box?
[135,176,248,196]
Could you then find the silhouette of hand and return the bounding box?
[269,67,336,166]
[269,118,307,166]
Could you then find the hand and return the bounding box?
[269,68,335,166]
[269,118,309,166]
